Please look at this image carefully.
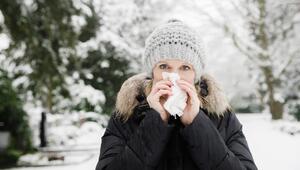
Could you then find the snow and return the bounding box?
[237,113,300,170]
[0,33,10,50]
[22,106,108,148]
[6,109,108,169]
[12,151,100,170]
[5,113,300,170]
[68,81,106,106]
[1,1,299,169]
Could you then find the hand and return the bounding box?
[177,79,200,126]
[147,80,173,123]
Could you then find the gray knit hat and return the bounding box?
[143,19,206,82]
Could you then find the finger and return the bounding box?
[152,84,172,93]
[177,80,196,92]
[154,89,173,99]
[178,83,198,102]
[151,80,173,94]
[155,80,173,87]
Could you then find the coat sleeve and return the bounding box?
[95,109,174,170]
[180,110,257,170]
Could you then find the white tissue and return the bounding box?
[162,72,187,118]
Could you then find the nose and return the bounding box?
[172,70,179,74]
[169,68,179,73]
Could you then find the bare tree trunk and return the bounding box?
[270,101,284,119]
[262,67,283,119]
[257,0,283,119]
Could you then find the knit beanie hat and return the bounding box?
[143,19,206,83]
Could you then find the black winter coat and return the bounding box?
[95,73,257,170]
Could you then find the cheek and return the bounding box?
[179,71,195,84]
[152,68,163,83]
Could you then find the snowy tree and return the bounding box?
[0,0,83,113]
[0,69,32,167]
[75,0,175,114]
[196,0,300,119]
[0,0,108,114]
[0,0,174,115]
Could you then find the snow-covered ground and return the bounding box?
[6,113,300,170]
[238,113,300,170]
[8,152,100,170]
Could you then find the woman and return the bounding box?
[96,19,257,170]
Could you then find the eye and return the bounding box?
[159,64,168,69]
[182,65,191,70]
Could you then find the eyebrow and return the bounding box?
[182,62,192,66]
[156,61,193,67]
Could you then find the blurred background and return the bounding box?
[0,0,299,169]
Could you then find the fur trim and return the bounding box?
[115,73,231,119]
[199,73,231,115]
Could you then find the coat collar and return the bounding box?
[115,73,231,120]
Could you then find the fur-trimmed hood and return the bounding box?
[115,73,231,119]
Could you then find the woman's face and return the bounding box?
[152,59,196,84]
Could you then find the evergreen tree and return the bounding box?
[0,69,32,167]
[80,42,133,114]
[0,0,81,113]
